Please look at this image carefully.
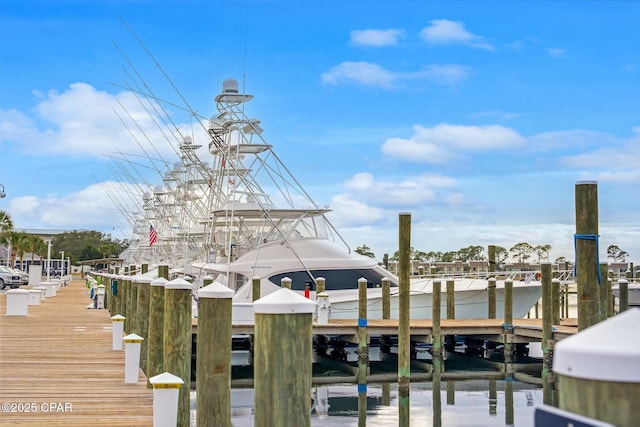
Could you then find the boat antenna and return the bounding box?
[120,18,199,125]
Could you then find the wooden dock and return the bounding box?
[0,280,153,426]
[196,313,578,342]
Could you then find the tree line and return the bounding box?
[355,242,632,265]
[0,210,128,269]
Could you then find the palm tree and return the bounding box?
[0,210,12,233]
[8,231,29,269]
[0,210,13,264]
[26,234,46,272]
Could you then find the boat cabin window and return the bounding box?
[268,269,395,291]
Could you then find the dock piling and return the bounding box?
[575,180,600,331]
[397,212,412,427]
[618,279,629,312]
[147,275,167,388]
[163,277,193,427]
[196,282,234,427]
[253,288,315,427]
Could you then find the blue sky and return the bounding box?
[1,0,639,264]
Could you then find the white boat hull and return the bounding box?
[230,280,542,324]
[328,283,542,320]
[612,283,640,306]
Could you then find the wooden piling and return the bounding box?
[505,379,514,426]
[357,277,368,427]
[551,278,561,325]
[599,264,609,321]
[163,277,193,427]
[618,279,629,312]
[504,279,513,365]
[120,277,128,323]
[488,278,497,319]
[196,282,234,427]
[253,289,315,427]
[446,380,455,405]
[382,277,390,319]
[130,279,139,335]
[541,262,554,405]
[489,379,497,415]
[432,280,442,365]
[575,180,600,331]
[488,245,496,274]
[446,279,455,320]
[281,277,291,289]
[316,277,326,294]
[136,278,151,374]
[146,276,167,388]
[432,369,442,427]
[252,277,261,302]
[397,212,411,427]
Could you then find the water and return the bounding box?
[190,346,545,426]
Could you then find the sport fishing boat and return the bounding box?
[186,78,542,323]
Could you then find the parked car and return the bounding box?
[0,266,22,289]
[9,267,29,286]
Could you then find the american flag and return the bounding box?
[149,225,158,246]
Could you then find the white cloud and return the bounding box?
[0,82,200,159]
[471,110,521,121]
[8,181,138,233]
[328,193,386,227]
[327,171,468,230]
[547,48,566,58]
[321,62,473,89]
[321,61,396,88]
[418,64,473,87]
[350,29,405,47]
[556,128,640,171]
[382,123,526,163]
[420,19,495,51]
[528,129,617,152]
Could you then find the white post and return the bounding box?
[5,289,29,316]
[46,240,52,282]
[149,372,184,427]
[316,292,331,325]
[111,315,125,350]
[59,250,64,277]
[123,333,144,383]
[97,284,106,309]
[28,290,41,306]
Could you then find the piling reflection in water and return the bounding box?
[203,378,542,427]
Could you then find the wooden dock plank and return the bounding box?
[0,280,152,426]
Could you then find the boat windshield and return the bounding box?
[269,268,396,291]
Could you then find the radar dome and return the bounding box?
[222,78,239,94]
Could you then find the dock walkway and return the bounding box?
[0,280,152,426]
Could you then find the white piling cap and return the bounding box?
[553,308,640,382]
[253,288,316,314]
[6,289,29,294]
[151,277,168,287]
[123,333,144,343]
[149,372,184,388]
[111,314,125,322]
[197,282,234,299]
[165,277,193,290]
